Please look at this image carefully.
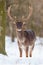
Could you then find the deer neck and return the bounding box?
[17,30,24,39]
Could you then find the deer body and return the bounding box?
[7,4,36,57]
[17,29,36,57]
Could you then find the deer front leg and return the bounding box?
[26,47,28,57]
[18,41,22,57]
[30,49,32,57]
[19,47,22,57]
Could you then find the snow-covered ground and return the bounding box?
[0,36,43,65]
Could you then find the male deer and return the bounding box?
[7,4,36,57]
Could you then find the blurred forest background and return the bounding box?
[6,0,43,37]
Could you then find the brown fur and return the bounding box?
[15,22,36,57]
[7,5,34,57]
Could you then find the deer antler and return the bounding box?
[7,4,33,22]
[7,5,17,22]
[22,5,33,21]
[7,5,14,21]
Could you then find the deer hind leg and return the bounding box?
[29,44,34,57]
[29,46,32,57]
[12,30,14,42]
[26,47,28,57]
[11,25,14,42]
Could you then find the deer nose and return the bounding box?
[17,26,22,29]
[16,22,23,29]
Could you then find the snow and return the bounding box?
[0,36,43,65]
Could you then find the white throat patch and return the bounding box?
[17,29,22,31]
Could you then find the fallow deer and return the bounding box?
[7,4,36,57]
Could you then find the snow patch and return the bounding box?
[0,36,43,65]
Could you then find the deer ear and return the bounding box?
[13,22,16,25]
[23,22,26,25]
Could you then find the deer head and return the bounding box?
[7,4,33,31]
